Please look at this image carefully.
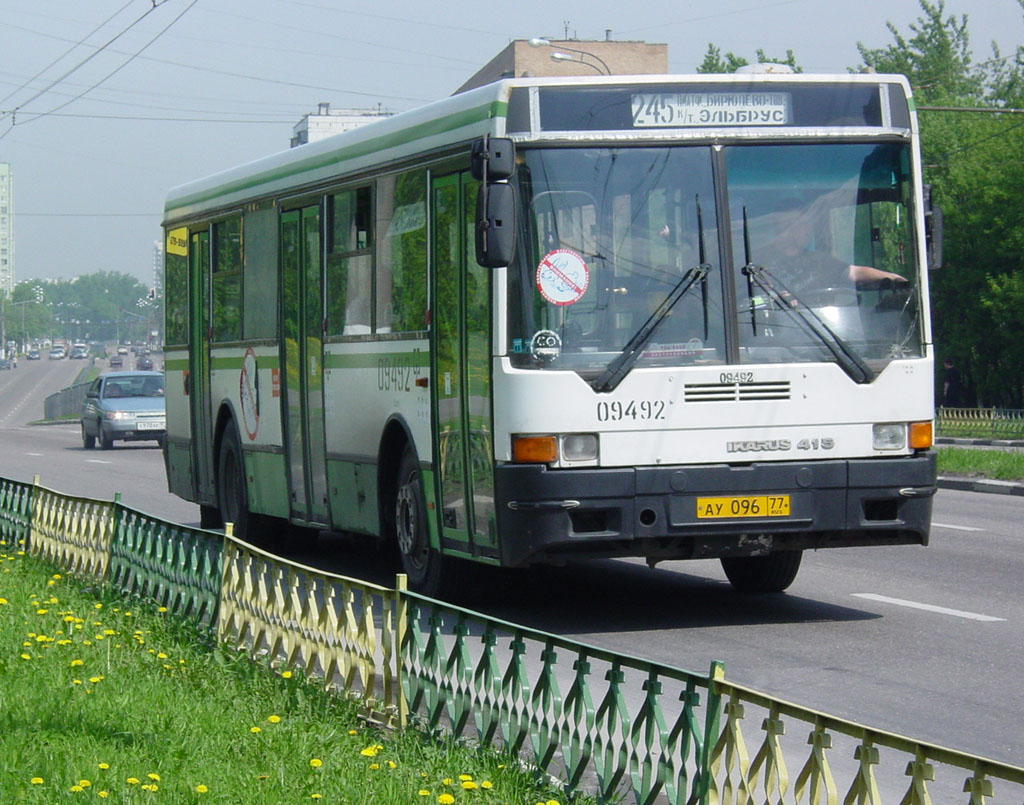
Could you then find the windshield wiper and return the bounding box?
[592,263,710,393]
[738,206,874,385]
[742,263,876,384]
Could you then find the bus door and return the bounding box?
[431,172,497,556]
[189,229,215,505]
[279,205,329,525]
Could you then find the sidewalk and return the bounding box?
[936,437,1024,496]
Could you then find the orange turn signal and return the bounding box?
[909,421,933,449]
[511,435,558,464]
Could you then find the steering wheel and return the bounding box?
[800,286,859,308]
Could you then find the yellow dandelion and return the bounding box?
[94,603,102,609]
[195,784,209,793]
[70,659,83,667]
[30,777,44,785]
[309,758,323,768]
[157,607,168,613]
[281,670,292,678]
[481,781,493,789]
[459,774,473,781]
[311,795,322,801]
[547,800,561,805]
[267,715,281,723]
[418,790,430,796]
[70,784,84,792]
[127,777,139,785]
[36,608,48,614]
[442,778,453,786]
[250,726,262,734]
[19,653,31,660]
[78,779,91,787]
[462,781,479,790]
[147,773,160,781]
[0,598,7,604]
[387,760,397,769]
[438,795,456,805]
[359,746,378,757]
[98,792,109,798]
[156,653,168,660]
[347,729,357,735]
[369,763,380,770]
[89,677,102,683]
[98,763,110,771]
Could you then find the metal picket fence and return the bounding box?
[937,407,1024,441]
[4,474,1023,804]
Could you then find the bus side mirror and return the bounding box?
[471,137,515,180]
[924,184,943,269]
[475,182,517,268]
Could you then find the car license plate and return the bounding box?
[137,421,164,431]
[696,494,790,519]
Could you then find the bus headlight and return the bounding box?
[872,423,906,451]
[561,433,598,462]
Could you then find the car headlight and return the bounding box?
[104,411,132,421]
[872,423,906,451]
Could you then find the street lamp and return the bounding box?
[528,36,611,75]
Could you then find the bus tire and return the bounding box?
[394,447,445,596]
[217,425,253,540]
[721,549,802,593]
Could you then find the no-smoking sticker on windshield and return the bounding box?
[536,249,589,306]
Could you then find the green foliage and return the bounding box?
[696,44,801,73]
[5,271,153,347]
[937,446,1024,480]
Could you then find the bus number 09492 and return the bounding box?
[596,400,666,422]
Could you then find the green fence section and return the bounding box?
[0,476,33,549]
[937,407,1024,440]
[2,475,1023,804]
[108,504,223,629]
[401,591,721,805]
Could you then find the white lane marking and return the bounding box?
[25,452,43,456]
[852,593,1005,622]
[932,522,984,532]
[85,459,112,465]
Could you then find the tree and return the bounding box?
[696,44,801,73]
[858,0,1024,406]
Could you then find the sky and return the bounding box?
[0,0,1021,286]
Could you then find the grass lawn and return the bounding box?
[936,446,1024,482]
[0,543,593,805]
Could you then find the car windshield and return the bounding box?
[103,376,164,398]
[506,143,923,381]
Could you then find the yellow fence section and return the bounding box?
[215,529,405,727]
[28,480,115,582]
[707,670,1024,805]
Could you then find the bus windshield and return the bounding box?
[507,143,923,379]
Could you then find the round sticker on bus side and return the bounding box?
[240,347,259,441]
[536,249,589,306]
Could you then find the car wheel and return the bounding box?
[99,426,114,451]
[81,422,95,450]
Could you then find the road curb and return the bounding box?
[937,476,1024,496]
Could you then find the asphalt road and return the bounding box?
[0,357,1020,770]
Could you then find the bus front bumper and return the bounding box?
[493,453,936,567]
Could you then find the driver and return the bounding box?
[760,195,906,292]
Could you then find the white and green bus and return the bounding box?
[163,71,939,595]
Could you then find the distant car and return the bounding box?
[70,344,89,359]
[117,345,129,356]
[0,358,11,370]
[27,349,40,360]
[81,371,165,450]
[135,355,154,371]
[109,354,123,367]
[48,348,65,360]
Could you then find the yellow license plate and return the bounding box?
[696,494,791,519]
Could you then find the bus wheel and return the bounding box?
[395,448,444,596]
[217,426,253,540]
[721,550,802,593]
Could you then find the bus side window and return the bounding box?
[327,186,373,336]
[376,169,427,334]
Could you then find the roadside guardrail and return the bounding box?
[2,474,1021,804]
